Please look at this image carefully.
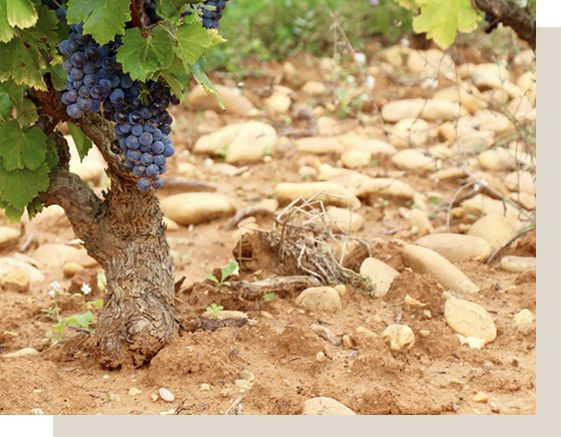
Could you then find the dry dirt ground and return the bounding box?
[0,37,536,415]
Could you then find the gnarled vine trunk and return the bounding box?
[36,92,178,368]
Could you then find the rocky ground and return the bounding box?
[0,39,536,415]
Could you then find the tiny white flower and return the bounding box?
[399,38,410,48]
[353,52,366,66]
[50,281,60,291]
[49,290,55,298]
[365,75,376,90]
[346,75,356,84]
[81,283,92,295]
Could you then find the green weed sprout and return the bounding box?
[206,261,239,293]
[206,303,224,320]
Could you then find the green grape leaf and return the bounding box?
[206,28,227,51]
[116,27,174,82]
[160,54,190,102]
[413,0,482,49]
[6,0,38,30]
[157,0,196,18]
[26,197,43,221]
[0,121,48,171]
[174,21,211,69]
[49,65,67,92]
[67,121,92,162]
[0,80,24,110]
[189,58,224,110]
[17,98,39,126]
[394,0,417,10]
[66,0,130,46]
[0,1,17,43]
[0,161,50,210]
[0,5,60,90]
[0,200,25,224]
[0,92,12,118]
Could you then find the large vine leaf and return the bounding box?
[6,0,38,30]
[66,0,130,45]
[0,1,17,43]
[67,121,92,161]
[174,21,211,70]
[0,121,48,171]
[413,0,482,49]
[116,27,174,82]
[189,58,224,110]
[0,5,60,90]
[0,161,50,210]
[394,0,417,9]
[159,54,190,102]
[0,92,12,118]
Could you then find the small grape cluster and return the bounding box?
[183,0,230,29]
[484,13,499,34]
[57,8,178,193]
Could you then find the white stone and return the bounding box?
[326,206,364,233]
[226,121,278,163]
[445,298,496,343]
[274,182,361,210]
[468,214,517,251]
[388,118,430,147]
[413,233,492,263]
[3,347,39,358]
[160,193,237,226]
[359,257,400,298]
[381,99,467,123]
[0,227,20,249]
[187,84,258,116]
[158,388,175,402]
[294,137,344,155]
[382,324,415,351]
[32,244,79,268]
[295,287,342,313]
[500,256,536,273]
[512,309,535,324]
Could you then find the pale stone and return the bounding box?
[473,110,514,133]
[160,193,237,226]
[159,388,175,402]
[252,198,279,212]
[72,248,99,268]
[69,161,105,186]
[381,99,467,123]
[472,171,511,198]
[200,310,247,320]
[473,392,489,403]
[334,132,369,149]
[504,171,536,195]
[341,149,372,169]
[264,92,292,114]
[356,326,377,338]
[512,309,535,324]
[468,214,517,251]
[239,369,255,382]
[384,45,412,67]
[0,227,20,249]
[317,117,358,136]
[414,234,492,263]
[316,352,326,363]
[353,139,397,155]
[433,83,487,113]
[391,149,436,171]
[0,257,44,284]
[472,63,511,81]
[31,205,72,232]
[402,245,479,293]
[516,71,536,97]
[509,192,536,210]
[429,144,454,159]
[461,195,524,223]
[63,262,84,278]
[294,137,345,155]
[343,174,416,200]
[302,397,356,415]
[478,148,518,171]
[299,166,318,179]
[295,287,342,313]
[32,243,79,268]
[388,118,430,147]
[301,81,327,95]
[507,96,535,121]
[274,182,361,210]
[326,206,365,234]
[316,165,356,181]
[382,324,415,351]
[359,257,400,298]
[310,324,342,346]
[409,209,435,234]
[282,61,298,81]
[2,347,39,358]
[445,298,496,343]
[0,268,30,293]
[193,124,244,154]
[163,217,180,232]
[480,88,510,106]
[187,84,258,116]
[226,122,278,163]
[500,256,536,273]
[406,49,456,79]
[513,49,535,68]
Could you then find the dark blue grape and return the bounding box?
[132,125,144,136]
[129,112,142,125]
[137,177,151,192]
[140,153,153,166]
[153,154,166,166]
[126,135,140,149]
[145,164,160,177]
[83,74,98,87]
[152,141,165,154]
[110,88,125,104]
[66,103,84,118]
[163,143,175,157]
[139,132,153,146]
[134,165,146,177]
[127,149,142,162]
[152,177,164,189]
[77,97,93,111]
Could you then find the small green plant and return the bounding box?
[206,261,239,293]
[378,197,390,207]
[43,283,104,344]
[262,292,277,303]
[353,274,376,297]
[206,303,224,320]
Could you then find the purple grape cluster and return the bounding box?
[57,9,179,193]
[183,0,230,29]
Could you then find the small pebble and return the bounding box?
[128,387,142,396]
[159,388,175,402]
[220,388,230,397]
[200,383,210,391]
[239,369,255,381]
[419,330,430,338]
[30,408,45,415]
[473,392,489,403]
[316,352,326,363]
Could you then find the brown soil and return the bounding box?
[0,37,536,415]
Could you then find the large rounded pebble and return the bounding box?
[413,233,492,263]
[341,149,372,169]
[302,81,327,95]
[381,99,467,123]
[391,149,435,171]
[433,83,487,113]
[159,388,175,402]
[444,298,496,343]
[0,267,30,293]
[264,92,291,114]
[513,49,535,68]
[507,96,535,121]
[388,118,430,147]
[359,257,400,298]
[295,287,342,313]
[29,205,72,232]
[516,71,536,97]
[472,171,511,198]
[2,347,39,358]
[161,193,237,226]
[69,161,105,186]
[512,309,535,324]
[201,310,247,320]
[32,244,79,268]
[63,262,84,278]
[345,175,416,199]
[473,110,514,133]
[326,206,365,233]
[193,124,244,154]
[274,182,361,210]
[480,88,510,106]
[500,256,536,273]
[225,121,278,163]
[402,245,479,293]
[468,214,517,251]
[509,192,536,210]
[302,397,356,415]
[294,137,344,155]
[163,217,180,232]
[406,49,455,78]
[0,257,44,284]
[354,139,397,155]
[461,194,524,223]
[505,171,536,195]
[187,84,258,116]
[0,227,20,249]
[409,209,435,234]
[382,324,415,351]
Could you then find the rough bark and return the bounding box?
[474,0,536,52]
[35,89,178,368]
